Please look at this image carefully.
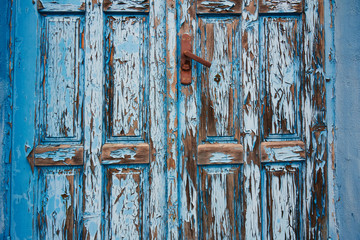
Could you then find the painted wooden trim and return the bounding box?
[259,0,303,13]
[29,145,84,166]
[103,0,150,12]
[101,143,149,164]
[37,0,85,12]
[261,141,305,162]
[198,143,243,165]
[197,0,242,14]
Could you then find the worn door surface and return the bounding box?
[11,0,327,239]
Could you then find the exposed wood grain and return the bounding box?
[261,17,301,139]
[198,143,243,165]
[104,0,150,12]
[198,17,241,141]
[166,0,179,237]
[82,0,104,238]
[40,16,83,141]
[148,0,167,238]
[261,141,305,162]
[31,145,83,166]
[262,164,301,239]
[37,168,81,239]
[259,0,303,13]
[38,0,85,12]
[199,166,241,239]
[241,0,261,238]
[178,0,198,237]
[105,16,148,139]
[104,167,148,239]
[197,0,242,14]
[101,143,149,164]
[303,0,327,238]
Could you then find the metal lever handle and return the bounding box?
[183,50,212,68]
[181,34,212,85]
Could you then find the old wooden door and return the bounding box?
[11,0,327,239]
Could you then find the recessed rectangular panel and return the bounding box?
[197,0,242,14]
[199,166,241,239]
[262,164,301,239]
[104,167,148,239]
[37,168,81,239]
[259,0,303,13]
[198,17,240,142]
[105,16,148,140]
[38,0,85,12]
[261,17,301,138]
[41,16,83,141]
[104,0,150,12]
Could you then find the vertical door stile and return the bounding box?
[83,0,103,238]
[148,0,168,238]
[303,0,327,238]
[241,0,261,239]
[178,0,198,238]
[166,0,180,238]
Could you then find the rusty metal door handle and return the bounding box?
[181,34,211,85]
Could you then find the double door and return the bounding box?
[12,0,328,239]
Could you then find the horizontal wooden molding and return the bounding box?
[37,0,85,12]
[101,143,150,165]
[197,143,243,165]
[29,144,83,166]
[261,141,305,162]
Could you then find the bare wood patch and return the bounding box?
[103,0,149,12]
[33,145,83,166]
[259,0,303,13]
[101,143,149,164]
[261,141,305,162]
[198,143,243,165]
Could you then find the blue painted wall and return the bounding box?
[0,0,12,238]
[334,0,360,238]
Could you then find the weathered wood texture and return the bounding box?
[198,17,241,142]
[199,167,241,239]
[197,0,242,14]
[166,0,179,237]
[105,16,148,140]
[38,0,85,12]
[101,143,149,164]
[104,167,148,239]
[241,0,261,238]
[32,145,83,166]
[259,0,303,13]
[261,17,301,139]
[37,168,81,239]
[262,164,301,239]
[198,144,243,165]
[148,0,167,238]
[303,0,328,237]
[178,0,198,237]
[40,16,83,142]
[103,0,150,12]
[82,0,103,238]
[261,141,305,162]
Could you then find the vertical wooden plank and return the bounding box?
[241,0,261,238]
[166,0,179,237]
[83,0,104,238]
[148,0,167,238]
[11,0,39,239]
[178,0,198,238]
[199,166,241,239]
[104,167,147,239]
[303,0,327,238]
[262,164,301,240]
[37,168,81,239]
